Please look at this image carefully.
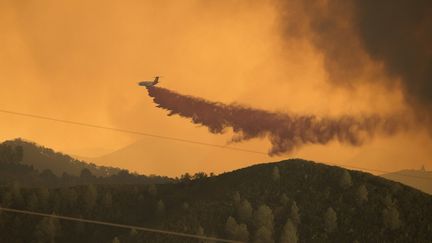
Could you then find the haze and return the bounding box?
[1,0,430,176]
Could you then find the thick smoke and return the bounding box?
[353,1,432,114]
[147,86,404,155]
[277,0,432,125]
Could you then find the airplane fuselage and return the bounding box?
[138,81,156,87]
[138,76,160,87]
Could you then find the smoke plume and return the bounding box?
[147,86,405,155]
[276,0,432,126]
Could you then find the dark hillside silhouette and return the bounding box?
[3,139,124,177]
[1,146,431,242]
[0,140,173,188]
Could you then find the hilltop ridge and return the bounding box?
[3,138,122,177]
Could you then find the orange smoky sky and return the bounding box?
[0,0,430,176]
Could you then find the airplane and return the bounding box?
[138,76,160,87]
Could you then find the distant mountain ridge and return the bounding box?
[381,169,432,195]
[2,138,122,177]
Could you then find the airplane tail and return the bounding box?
[154,76,160,85]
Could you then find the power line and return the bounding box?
[0,108,430,181]
[0,207,243,243]
[0,109,265,155]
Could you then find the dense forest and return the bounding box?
[2,139,124,177]
[1,142,432,242]
[0,141,173,188]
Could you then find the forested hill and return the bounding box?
[1,158,431,242]
[2,139,121,177]
[0,139,173,187]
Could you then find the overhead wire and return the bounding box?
[0,109,265,155]
[0,207,243,243]
[0,108,430,181]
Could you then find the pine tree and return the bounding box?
[37,187,50,210]
[253,205,274,243]
[182,202,189,211]
[225,216,238,237]
[233,191,241,205]
[339,170,352,189]
[62,188,78,209]
[83,184,97,211]
[148,184,157,196]
[254,226,273,243]
[225,216,249,241]
[102,192,113,209]
[254,204,274,230]
[34,215,61,243]
[272,166,280,181]
[280,219,298,243]
[356,184,368,203]
[237,199,253,223]
[236,224,249,242]
[290,201,300,225]
[280,193,289,207]
[11,181,23,207]
[156,200,165,218]
[324,207,337,233]
[383,205,401,230]
[27,193,39,211]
